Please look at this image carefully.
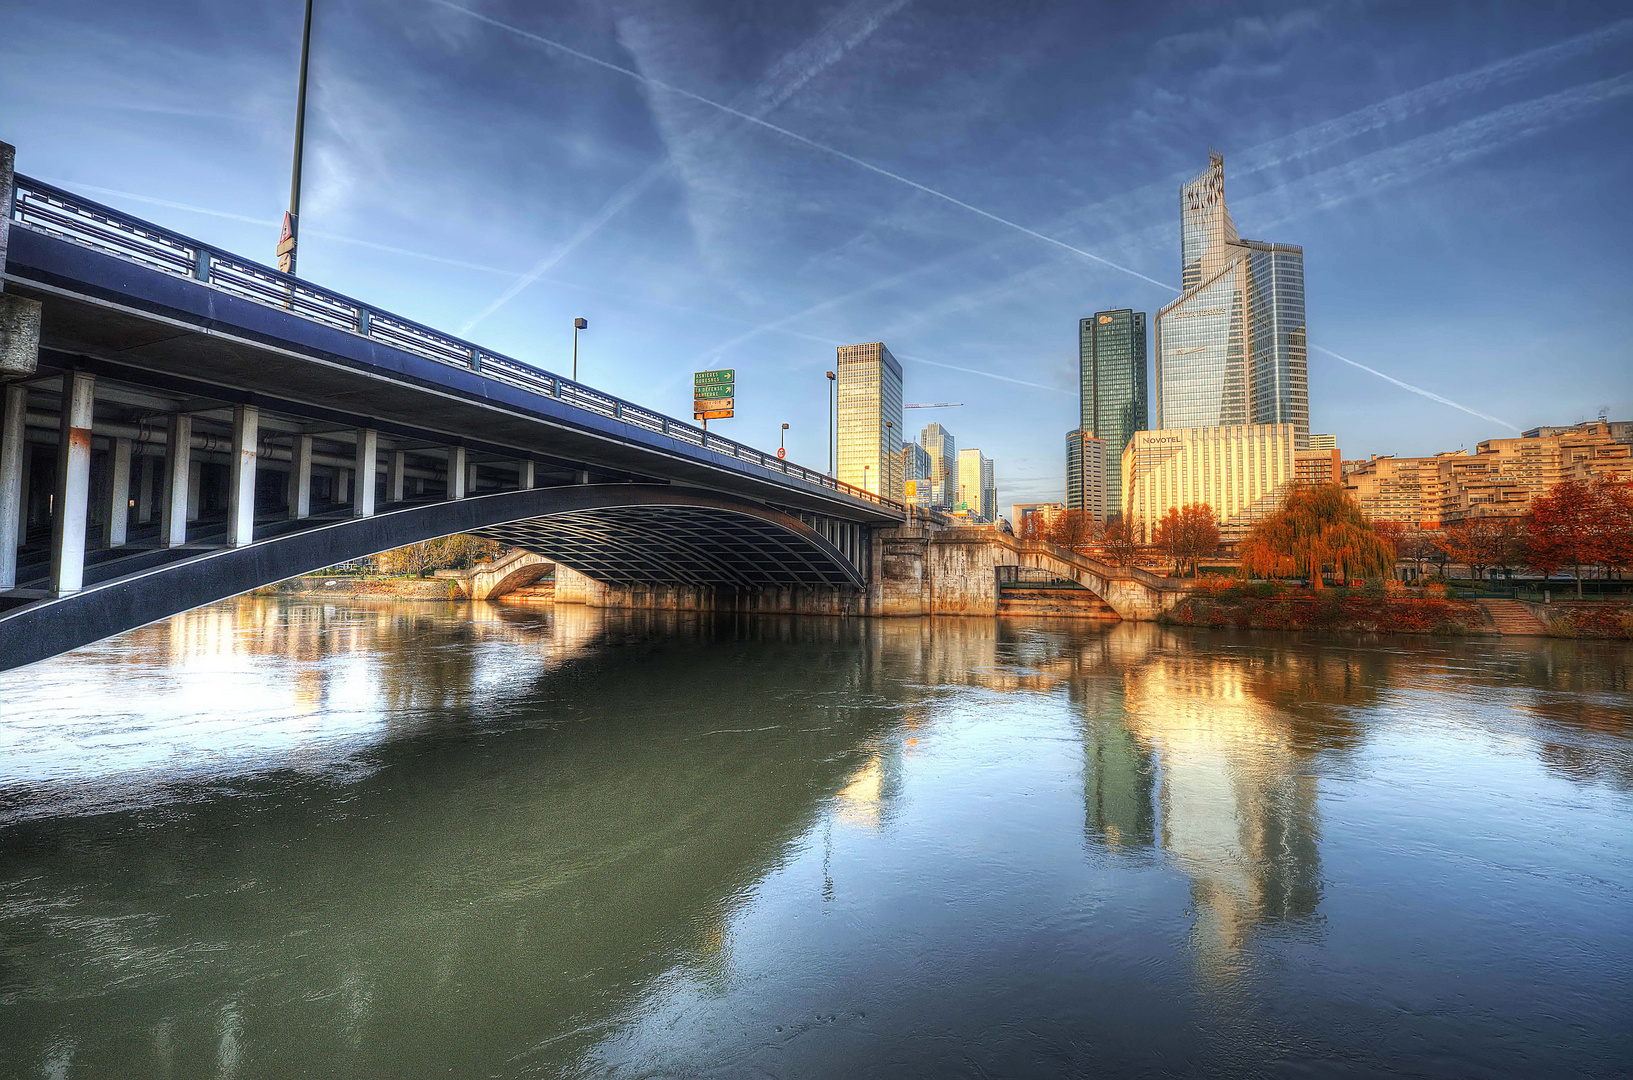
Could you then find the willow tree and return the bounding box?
[1238,484,1395,589]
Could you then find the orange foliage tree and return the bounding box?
[1102,518,1139,567]
[1524,477,1633,596]
[1238,484,1394,589]
[1152,503,1220,577]
[1047,509,1097,553]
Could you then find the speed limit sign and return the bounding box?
[777,447,786,459]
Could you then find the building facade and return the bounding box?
[957,447,995,522]
[1343,421,1632,527]
[1156,153,1309,447]
[919,422,957,509]
[902,441,932,508]
[836,342,905,500]
[1065,429,1108,522]
[1012,502,1065,537]
[1294,446,1342,486]
[1122,423,1297,540]
[1079,309,1147,517]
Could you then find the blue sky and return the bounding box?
[3,0,1629,506]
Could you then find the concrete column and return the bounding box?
[353,428,377,518]
[107,436,132,547]
[186,459,201,522]
[160,413,192,547]
[226,405,258,546]
[336,468,349,505]
[136,451,154,524]
[0,383,25,588]
[467,462,479,494]
[388,450,406,503]
[519,460,535,490]
[49,370,95,595]
[287,434,312,519]
[448,446,467,499]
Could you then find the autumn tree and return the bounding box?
[1371,519,1406,575]
[1524,477,1633,596]
[1152,503,1220,577]
[1238,483,1394,589]
[1594,477,1633,581]
[1047,509,1097,553]
[1102,518,1139,567]
[1436,516,1514,584]
[1018,511,1046,541]
[374,535,508,578]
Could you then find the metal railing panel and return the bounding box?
[8,175,905,514]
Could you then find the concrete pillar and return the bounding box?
[226,405,258,546]
[49,370,95,595]
[448,446,467,499]
[0,383,25,588]
[19,438,32,534]
[353,428,377,518]
[519,460,535,490]
[467,461,479,495]
[186,459,201,522]
[336,467,349,505]
[107,436,132,547]
[287,434,312,519]
[136,451,154,524]
[160,413,191,547]
[388,450,406,503]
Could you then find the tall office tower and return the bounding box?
[1309,433,1336,451]
[1080,309,1147,518]
[1065,429,1107,521]
[919,422,957,509]
[902,441,932,507]
[836,342,904,499]
[957,448,995,522]
[1156,152,1309,447]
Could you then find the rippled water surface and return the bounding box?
[2,599,1631,1078]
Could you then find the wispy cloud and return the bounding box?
[453,0,913,334]
[1313,345,1519,431]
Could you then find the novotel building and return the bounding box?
[1121,423,1297,541]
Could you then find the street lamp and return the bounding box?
[572,317,588,381]
[780,423,789,455]
[826,370,836,475]
[863,463,871,495]
[278,0,315,277]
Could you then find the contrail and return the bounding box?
[895,353,1069,394]
[1312,345,1518,431]
[431,0,1172,291]
[456,0,913,334]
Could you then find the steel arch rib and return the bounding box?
[0,485,867,671]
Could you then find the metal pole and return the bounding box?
[572,317,587,381]
[279,0,314,276]
[826,370,836,475]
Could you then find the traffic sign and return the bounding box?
[777,447,785,459]
[693,397,734,412]
[694,369,734,391]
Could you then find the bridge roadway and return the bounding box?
[0,152,906,669]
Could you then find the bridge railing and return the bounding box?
[7,175,904,514]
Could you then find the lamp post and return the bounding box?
[863,464,870,495]
[780,423,789,454]
[572,317,587,381]
[826,370,836,475]
[278,0,315,277]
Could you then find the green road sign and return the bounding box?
[694,369,735,391]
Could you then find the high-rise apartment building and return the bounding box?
[902,441,932,507]
[957,447,995,522]
[1122,423,1297,540]
[1157,153,1309,447]
[919,422,957,509]
[1079,309,1147,517]
[1309,433,1337,451]
[1065,429,1107,522]
[836,342,904,500]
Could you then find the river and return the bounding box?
[2,599,1630,1078]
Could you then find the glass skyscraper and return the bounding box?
[1156,153,1308,447]
[836,342,904,500]
[919,422,957,509]
[1079,309,1147,519]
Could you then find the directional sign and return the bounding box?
[695,409,733,421]
[693,397,734,412]
[693,369,735,421]
[694,369,735,392]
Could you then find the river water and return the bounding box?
[1,599,1630,1078]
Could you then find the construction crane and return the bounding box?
[902,402,964,409]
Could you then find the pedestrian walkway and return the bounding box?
[1478,599,1550,636]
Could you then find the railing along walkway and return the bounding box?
[7,175,903,514]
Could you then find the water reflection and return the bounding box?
[1,604,1630,1077]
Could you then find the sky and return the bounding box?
[2,0,1630,508]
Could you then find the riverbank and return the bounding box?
[258,575,555,603]
[1526,601,1633,639]
[1161,588,1490,635]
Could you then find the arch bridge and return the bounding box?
[0,155,900,670]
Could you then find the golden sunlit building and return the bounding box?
[836,342,905,500]
[1121,423,1296,540]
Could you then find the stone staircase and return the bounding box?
[1477,599,1549,636]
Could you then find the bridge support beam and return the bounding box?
[160,413,191,548]
[227,405,258,546]
[448,446,467,499]
[136,451,153,524]
[0,384,24,588]
[107,435,131,547]
[519,460,534,490]
[287,434,312,519]
[387,449,405,504]
[49,370,94,595]
[353,428,377,518]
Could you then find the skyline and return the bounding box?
[3,1,1630,505]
